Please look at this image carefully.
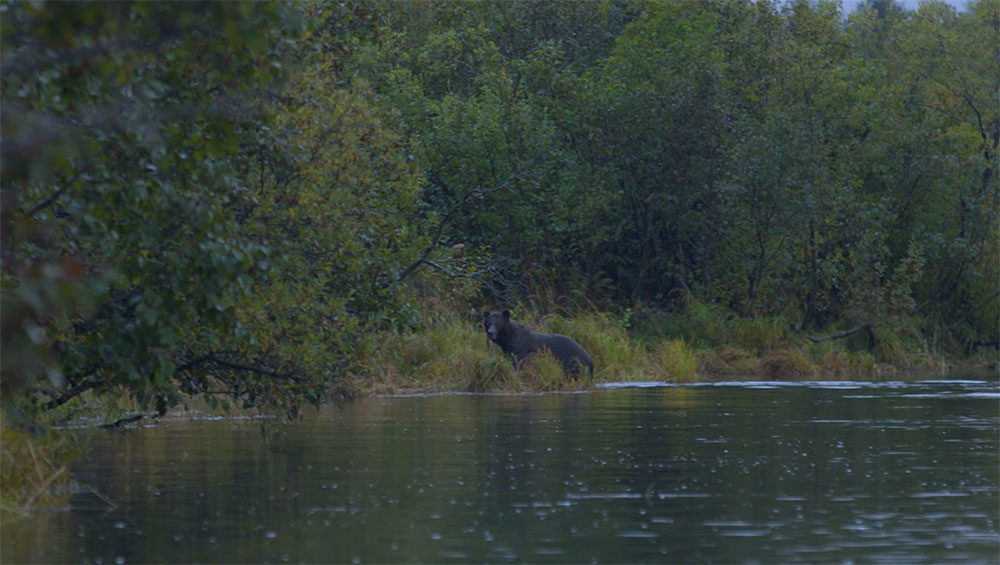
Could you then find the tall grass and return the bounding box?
[517,348,576,391]
[367,310,495,393]
[371,309,708,391]
[1,425,84,520]
[368,299,966,394]
[545,312,648,381]
[466,355,518,392]
[633,298,787,353]
[653,339,698,382]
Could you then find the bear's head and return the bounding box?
[483,310,512,343]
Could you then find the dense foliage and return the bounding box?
[361,0,997,350]
[1,1,438,421]
[2,0,996,423]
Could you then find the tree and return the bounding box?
[1,1,438,422]
[2,2,305,419]
[890,0,999,348]
[358,0,636,301]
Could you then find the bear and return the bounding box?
[482,310,594,377]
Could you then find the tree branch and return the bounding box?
[205,357,306,383]
[25,172,82,217]
[176,351,307,384]
[392,172,524,285]
[948,290,999,331]
[174,353,217,373]
[420,258,507,300]
[808,323,874,343]
[42,379,102,411]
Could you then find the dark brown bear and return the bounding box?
[482,311,594,377]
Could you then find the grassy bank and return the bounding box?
[367,303,995,395]
[367,309,700,394]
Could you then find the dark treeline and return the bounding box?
[368,0,997,333]
[2,0,996,422]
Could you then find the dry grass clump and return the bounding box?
[699,346,760,376]
[1,425,83,520]
[816,349,876,377]
[466,355,518,392]
[759,348,817,379]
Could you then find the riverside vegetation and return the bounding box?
[2,0,997,514]
[367,296,962,396]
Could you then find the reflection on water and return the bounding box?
[3,380,998,563]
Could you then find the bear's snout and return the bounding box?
[483,310,511,343]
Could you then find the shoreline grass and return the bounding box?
[0,423,86,521]
[365,304,996,395]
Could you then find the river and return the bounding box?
[3,379,998,563]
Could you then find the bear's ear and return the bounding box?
[502,310,511,320]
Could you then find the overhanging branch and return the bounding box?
[42,379,103,411]
[176,351,306,383]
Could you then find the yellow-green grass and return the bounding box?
[1,424,84,520]
[370,310,705,392]
[367,304,976,394]
[653,339,699,382]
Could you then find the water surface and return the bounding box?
[3,379,998,563]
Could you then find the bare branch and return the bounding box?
[42,379,102,411]
[25,172,82,217]
[808,323,874,343]
[420,258,508,300]
[392,171,524,285]
[205,357,306,383]
[176,351,307,383]
[948,290,999,331]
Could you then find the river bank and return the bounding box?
[365,305,996,395]
[3,303,993,519]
